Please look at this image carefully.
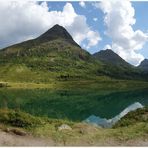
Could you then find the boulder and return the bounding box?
[58,124,72,131]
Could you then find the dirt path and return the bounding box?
[0,130,54,146]
[121,138,148,146]
[0,129,148,146]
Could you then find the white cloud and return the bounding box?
[0,1,101,50]
[79,1,86,8]
[98,0,148,66]
[103,44,111,50]
[93,18,98,22]
[86,30,101,49]
[91,2,100,9]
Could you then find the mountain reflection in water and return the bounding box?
[84,102,143,128]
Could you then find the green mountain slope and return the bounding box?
[93,49,148,80]
[0,25,104,82]
[0,24,148,82]
[93,49,131,67]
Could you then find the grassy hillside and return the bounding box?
[0,38,105,82]
[138,59,148,72]
[93,49,131,67]
[0,25,148,82]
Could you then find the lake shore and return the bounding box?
[0,125,148,146]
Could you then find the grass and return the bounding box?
[1,38,148,83]
[1,75,148,90]
[0,109,44,128]
[0,108,147,146]
[113,107,148,128]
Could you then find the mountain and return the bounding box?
[93,49,131,67]
[37,24,80,48]
[0,24,81,57]
[93,49,148,80]
[138,59,148,71]
[0,25,148,82]
[0,24,92,61]
[0,24,103,82]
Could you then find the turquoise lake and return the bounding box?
[0,88,148,121]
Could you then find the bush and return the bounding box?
[0,82,8,87]
[0,109,44,128]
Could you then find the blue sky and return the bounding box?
[132,2,148,59]
[46,1,109,53]
[0,1,148,66]
[46,1,148,60]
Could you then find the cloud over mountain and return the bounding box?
[97,0,148,65]
[0,1,101,49]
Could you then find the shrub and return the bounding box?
[0,109,44,128]
[0,82,8,87]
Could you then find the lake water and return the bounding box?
[84,102,144,127]
[0,88,148,121]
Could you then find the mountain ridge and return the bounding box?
[37,24,80,48]
[0,24,80,56]
[138,59,148,71]
[93,49,132,67]
[0,24,148,81]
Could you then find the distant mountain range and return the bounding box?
[93,49,132,67]
[0,24,147,82]
[93,48,148,73]
[138,59,148,72]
